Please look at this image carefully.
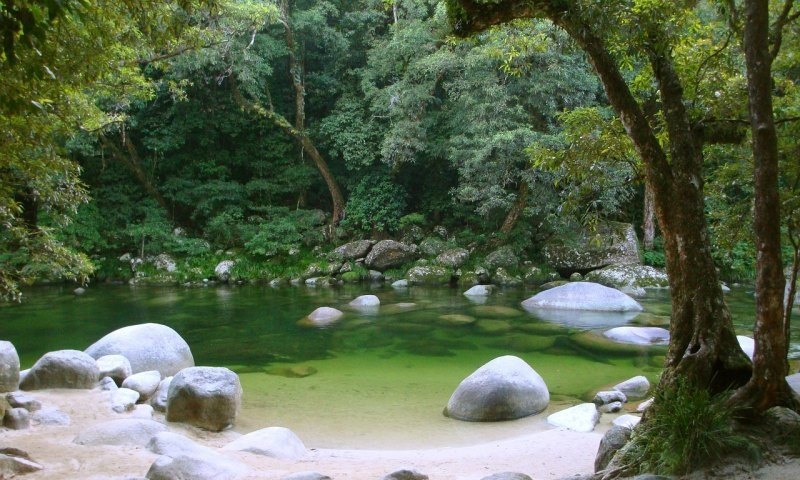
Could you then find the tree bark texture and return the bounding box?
[450,0,752,392]
[643,181,655,250]
[500,181,528,235]
[728,0,792,411]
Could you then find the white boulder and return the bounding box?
[603,327,670,345]
[463,285,493,297]
[122,370,161,402]
[445,355,549,421]
[85,323,194,377]
[349,295,380,308]
[222,426,307,460]
[546,403,600,432]
[19,350,99,390]
[301,307,344,327]
[522,282,643,312]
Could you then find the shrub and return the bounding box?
[618,379,758,476]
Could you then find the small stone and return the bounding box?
[122,370,161,402]
[391,279,409,288]
[149,377,172,412]
[593,390,627,406]
[73,287,86,296]
[381,469,429,480]
[97,354,133,385]
[6,392,41,412]
[31,407,70,426]
[349,295,380,308]
[546,403,599,432]
[612,376,650,400]
[111,388,140,413]
[100,376,118,391]
[0,341,20,393]
[3,407,30,430]
[133,404,155,419]
[612,414,641,429]
[599,401,623,413]
[637,398,654,412]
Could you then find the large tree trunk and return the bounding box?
[642,182,655,250]
[499,181,528,235]
[728,0,792,411]
[450,0,752,392]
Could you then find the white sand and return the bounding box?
[4,389,604,480]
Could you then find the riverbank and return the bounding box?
[7,389,606,479]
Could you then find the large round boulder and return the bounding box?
[436,248,469,268]
[521,282,643,312]
[85,323,194,377]
[444,355,549,421]
[20,350,99,390]
[365,240,418,271]
[166,367,242,431]
[0,341,20,392]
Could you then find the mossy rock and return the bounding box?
[474,319,513,335]
[438,314,477,326]
[523,265,558,286]
[457,271,479,286]
[405,265,452,285]
[570,331,668,357]
[631,313,671,327]
[487,334,556,352]
[341,271,362,283]
[516,321,568,336]
[265,365,318,378]
[584,264,669,289]
[540,280,569,290]
[471,305,524,318]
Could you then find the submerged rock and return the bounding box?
[445,355,549,421]
[603,326,669,345]
[521,282,643,312]
[0,448,43,477]
[382,469,429,480]
[480,474,533,480]
[3,408,30,430]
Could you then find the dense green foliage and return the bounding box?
[2,0,800,298]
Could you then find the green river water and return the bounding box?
[2,284,797,449]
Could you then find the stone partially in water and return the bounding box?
[349,295,380,308]
[85,323,194,377]
[300,307,344,327]
[471,306,523,318]
[522,282,643,312]
[438,314,477,326]
[570,331,667,357]
[527,308,640,329]
[445,355,549,422]
[475,319,513,335]
[603,327,669,345]
[463,285,493,297]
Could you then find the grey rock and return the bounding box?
[593,390,627,406]
[494,267,522,287]
[599,401,623,413]
[97,354,133,385]
[365,240,418,271]
[584,264,669,290]
[637,398,655,412]
[381,469,429,480]
[612,414,641,429]
[301,307,344,327]
[436,248,469,268]
[595,425,632,472]
[166,366,242,431]
[153,253,177,273]
[546,403,600,432]
[6,392,41,412]
[521,282,643,312]
[133,404,155,419]
[20,349,99,390]
[349,295,380,308]
[73,287,87,295]
[523,266,557,286]
[765,407,800,436]
[31,407,70,426]
[3,407,30,430]
[0,448,43,476]
[85,323,195,377]
[100,376,118,391]
[74,419,166,446]
[222,426,306,460]
[543,221,640,274]
[569,272,583,282]
[603,327,669,345]
[331,240,375,261]
[475,266,491,284]
[433,225,448,238]
[215,260,236,282]
[282,472,332,480]
[368,270,384,282]
[445,355,549,422]
[111,388,140,413]
[150,376,172,412]
[406,265,451,285]
[419,237,449,257]
[146,432,249,480]
[0,341,20,393]
[122,370,161,402]
[480,474,533,480]
[392,279,409,289]
[484,246,520,270]
[613,376,651,400]
[463,285,493,297]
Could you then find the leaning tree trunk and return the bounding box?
[727,0,793,412]
[499,181,528,235]
[449,0,752,392]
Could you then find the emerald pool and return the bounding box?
[2,284,797,449]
